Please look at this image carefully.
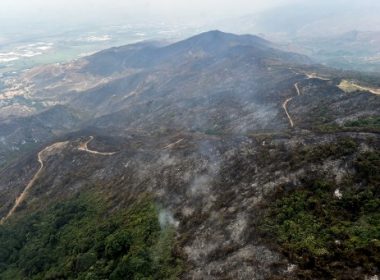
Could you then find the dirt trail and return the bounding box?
[295,82,301,96]
[78,136,116,156]
[0,142,68,224]
[282,97,295,128]
[338,80,380,95]
[282,81,303,128]
[305,73,331,81]
[351,83,380,95]
[163,138,184,150]
[1,137,115,223]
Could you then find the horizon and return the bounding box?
[1,0,379,36]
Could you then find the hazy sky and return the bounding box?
[0,0,295,24]
[1,0,379,37]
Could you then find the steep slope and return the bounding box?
[67,31,312,132]
[82,31,275,75]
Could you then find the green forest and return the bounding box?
[260,149,380,278]
[0,193,182,280]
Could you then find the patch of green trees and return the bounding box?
[0,193,182,280]
[260,150,380,278]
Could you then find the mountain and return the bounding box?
[82,30,306,75]
[0,31,379,279]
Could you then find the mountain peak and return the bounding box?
[184,29,267,44]
[197,29,229,37]
[164,29,270,56]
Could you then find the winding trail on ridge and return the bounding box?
[78,136,117,156]
[282,97,295,128]
[0,142,68,224]
[305,73,331,81]
[350,83,380,95]
[1,136,116,223]
[294,82,301,96]
[282,73,330,128]
[282,82,302,128]
[338,80,380,95]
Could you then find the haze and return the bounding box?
[0,0,292,26]
[1,0,379,36]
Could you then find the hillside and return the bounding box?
[0,31,379,279]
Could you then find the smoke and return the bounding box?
[189,174,212,196]
[159,209,179,229]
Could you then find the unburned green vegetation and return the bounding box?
[287,137,358,171]
[259,150,380,278]
[316,116,380,133]
[345,116,380,130]
[0,192,182,280]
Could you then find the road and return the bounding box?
[1,136,116,223]
[163,138,184,149]
[0,141,68,224]
[282,81,304,128]
[282,97,295,128]
[78,136,116,156]
[338,79,380,95]
[305,73,331,81]
[294,83,301,96]
[348,82,380,95]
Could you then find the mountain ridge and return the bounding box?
[0,31,379,279]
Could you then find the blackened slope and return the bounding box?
[159,30,270,56]
[83,30,311,76]
[73,31,312,129]
[83,41,160,75]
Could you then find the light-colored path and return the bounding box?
[1,141,68,224]
[295,82,301,96]
[282,97,295,128]
[282,82,303,128]
[352,83,380,95]
[163,138,184,150]
[1,136,116,223]
[305,73,331,81]
[78,136,116,156]
[338,80,380,95]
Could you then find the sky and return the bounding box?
[1,0,379,39]
[0,0,295,26]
